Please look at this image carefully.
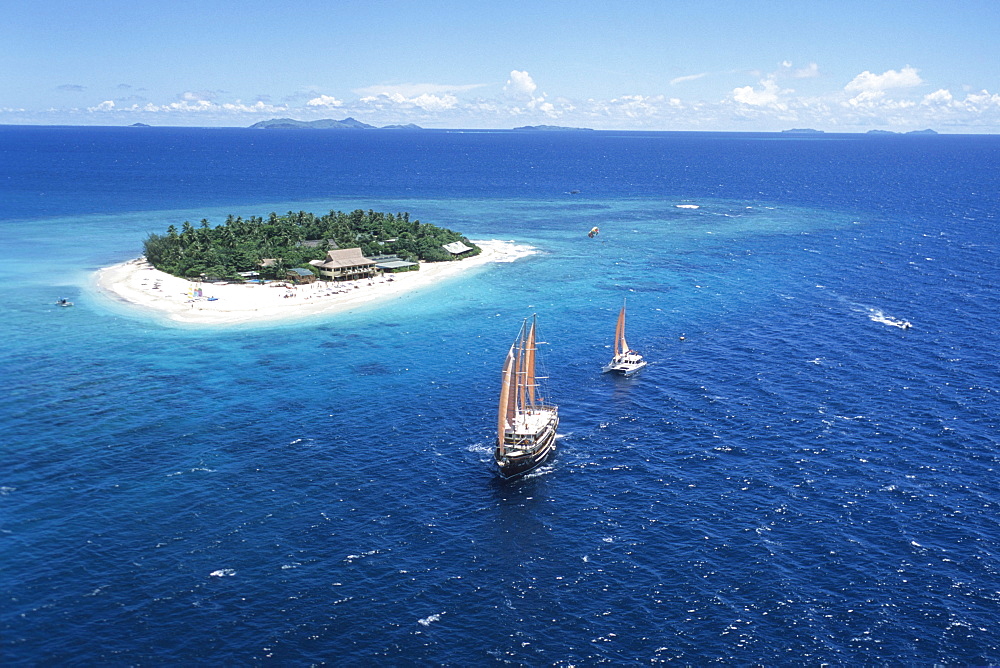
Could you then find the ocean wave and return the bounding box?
[417,612,444,626]
[345,549,382,563]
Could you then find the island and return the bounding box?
[781,128,825,134]
[141,209,480,280]
[249,117,423,130]
[96,210,532,326]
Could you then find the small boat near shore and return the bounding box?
[495,316,559,478]
[603,299,647,376]
[56,298,73,307]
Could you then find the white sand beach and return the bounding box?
[95,239,534,326]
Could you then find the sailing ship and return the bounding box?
[602,299,647,376]
[495,316,559,478]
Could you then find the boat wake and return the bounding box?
[836,294,912,330]
[867,308,912,330]
[522,464,555,479]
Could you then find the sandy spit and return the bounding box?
[94,239,534,326]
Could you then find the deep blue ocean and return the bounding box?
[2,126,999,665]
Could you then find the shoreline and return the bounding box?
[94,239,534,326]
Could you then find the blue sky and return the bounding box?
[3,0,999,132]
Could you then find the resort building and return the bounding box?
[286,268,316,284]
[313,248,379,281]
[369,253,419,273]
[442,241,474,257]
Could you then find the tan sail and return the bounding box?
[497,344,515,450]
[614,304,628,356]
[505,343,518,426]
[515,321,526,413]
[525,319,537,407]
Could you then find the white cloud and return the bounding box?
[954,89,1000,112]
[86,96,285,116]
[732,78,788,109]
[358,92,459,111]
[415,94,459,111]
[307,94,343,108]
[166,99,215,111]
[611,94,664,117]
[499,70,560,116]
[584,95,669,123]
[221,100,287,114]
[922,89,953,105]
[504,70,538,99]
[844,90,916,109]
[845,66,922,93]
[842,67,923,108]
[670,73,707,85]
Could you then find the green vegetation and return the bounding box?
[142,209,480,280]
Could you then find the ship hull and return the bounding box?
[494,414,559,479]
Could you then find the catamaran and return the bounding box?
[495,316,559,478]
[602,299,647,376]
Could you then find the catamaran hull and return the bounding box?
[494,421,559,479]
[602,360,647,376]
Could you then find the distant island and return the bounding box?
[781,128,824,134]
[513,125,593,131]
[249,117,422,130]
[142,209,479,280]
